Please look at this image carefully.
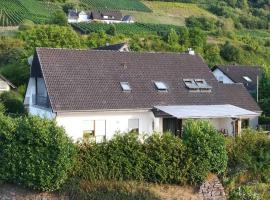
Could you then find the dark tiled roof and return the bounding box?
[33,48,261,112]
[91,11,122,20]
[95,43,128,51]
[213,65,262,92]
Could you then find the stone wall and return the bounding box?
[198,175,226,200]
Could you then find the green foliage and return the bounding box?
[143,133,187,184]
[203,44,221,67]
[188,27,206,51]
[259,65,270,115]
[19,25,83,51]
[185,16,218,31]
[0,0,59,26]
[0,91,26,115]
[220,41,240,62]
[0,102,6,113]
[0,37,26,67]
[183,120,228,184]
[0,114,76,191]
[76,120,227,186]
[0,62,29,86]
[18,20,35,31]
[226,129,270,183]
[80,0,151,12]
[107,24,116,36]
[50,10,68,26]
[167,28,179,46]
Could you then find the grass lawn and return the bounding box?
[122,1,217,26]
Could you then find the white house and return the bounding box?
[0,75,16,94]
[68,10,134,24]
[24,48,261,142]
[212,65,262,95]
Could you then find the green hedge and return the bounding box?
[76,120,227,185]
[0,114,76,191]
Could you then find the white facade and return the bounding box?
[212,68,234,84]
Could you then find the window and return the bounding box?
[82,120,106,143]
[82,120,95,142]
[243,76,252,82]
[194,79,212,90]
[128,119,139,133]
[120,82,131,92]
[183,79,199,90]
[218,76,224,83]
[154,81,168,91]
[241,119,249,129]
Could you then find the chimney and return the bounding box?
[188,48,195,55]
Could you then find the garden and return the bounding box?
[0,111,269,199]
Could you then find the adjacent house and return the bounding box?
[24,48,261,142]
[95,43,130,52]
[212,65,262,95]
[68,10,134,24]
[0,75,16,93]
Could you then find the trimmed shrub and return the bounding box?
[77,133,146,181]
[0,115,76,191]
[143,133,187,184]
[183,120,228,184]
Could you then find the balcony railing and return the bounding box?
[32,95,50,108]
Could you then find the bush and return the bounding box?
[77,132,187,184]
[226,129,270,183]
[77,133,146,181]
[183,120,228,184]
[220,41,240,62]
[143,133,186,184]
[0,115,76,191]
[0,91,26,115]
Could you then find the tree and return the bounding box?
[0,91,26,115]
[178,27,189,47]
[107,24,116,36]
[167,28,179,46]
[259,65,270,115]
[220,41,240,62]
[203,44,221,67]
[19,25,82,51]
[50,11,68,26]
[189,27,206,50]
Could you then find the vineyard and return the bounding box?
[0,0,59,26]
[80,0,151,12]
[72,23,181,36]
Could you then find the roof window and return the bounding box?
[194,79,212,90]
[120,82,131,92]
[183,79,199,90]
[243,76,252,82]
[154,81,168,91]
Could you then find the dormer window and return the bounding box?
[154,81,168,91]
[120,82,131,92]
[243,76,252,82]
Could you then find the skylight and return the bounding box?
[243,76,252,82]
[154,81,168,91]
[120,82,131,92]
[194,79,212,90]
[183,79,199,90]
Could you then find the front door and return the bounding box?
[163,118,182,137]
